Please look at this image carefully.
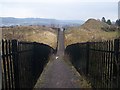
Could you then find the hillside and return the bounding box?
[80,19,109,31]
[65,19,118,47]
[0,17,84,26]
[2,26,57,49]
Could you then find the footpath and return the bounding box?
[34,55,91,88]
[34,28,91,88]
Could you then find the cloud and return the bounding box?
[1,0,119,3]
[0,1,118,21]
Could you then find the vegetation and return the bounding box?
[65,19,118,47]
[106,19,112,25]
[115,19,120,26]
[101,17,120,38]
[101,17,112,25]
[101,17,106,23]
[2,26,57,48]
[2,18,119,48]
[115,19,120,38]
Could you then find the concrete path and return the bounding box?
[34,28,91,88]
[34,55,83,88]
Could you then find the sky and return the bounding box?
[0,0,120,21]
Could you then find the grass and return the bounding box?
[2,26,57,49]
[65,19,118,47]
[65,29,118,47]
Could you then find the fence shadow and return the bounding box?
[1,39,54,89]
[65,39,120,88]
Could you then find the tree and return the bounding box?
[115,19,120,38]
[115,19,120,26]
[106,19,111,25]
[101,17,106,23]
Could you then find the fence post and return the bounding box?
[86,42,90,75]
[114,39,119,88]
[12,40,20,88]
[32,42,36,81]
[2,40,8,89]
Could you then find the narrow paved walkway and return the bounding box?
[34,55,83,88]
[34,28,91,88]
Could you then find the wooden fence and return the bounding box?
[1,39,54,89]
[66,39,120,88]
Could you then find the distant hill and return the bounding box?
[0,17,84,26]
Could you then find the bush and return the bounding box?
[101,25,117,32]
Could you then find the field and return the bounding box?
[1,19,120,48]
[2,26,57,49]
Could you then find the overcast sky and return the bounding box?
[0,0,119,21]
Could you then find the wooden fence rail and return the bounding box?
[66,39,120,88]
[1,39,54,89]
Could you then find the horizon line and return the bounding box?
[0,16,118,21]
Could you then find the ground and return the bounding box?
[34,28,91,88]
[34,55,91,88]
[2,26,57,49]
